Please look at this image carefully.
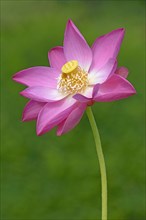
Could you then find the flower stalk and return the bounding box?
[86,107,107,220]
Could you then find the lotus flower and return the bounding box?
[13,19,136,136]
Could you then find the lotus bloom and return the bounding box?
[13,19,136,136]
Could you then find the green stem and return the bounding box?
[86,106,107,220]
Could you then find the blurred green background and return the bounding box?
[1,0,145,219]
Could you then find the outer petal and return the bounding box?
[37,97,77,135]
[64,19,92,71]
[93,74,136,102]
[20,86,67,102]
[115,67,129,78]
[73,86,94,103]
[90,28,125,73]
[22,100,46,121]
[88,58,116,85]
[48,46,66,71]
[13,67,59,88]
[57,103,87,136]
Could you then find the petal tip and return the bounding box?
[12,74,16,80]
[67,19,73,24]
[49,46,62,53]
[36,128,43,136]
[56,131,62,136]
[120,28,125,36]
[111,28,125,38]
[66,19,77,32]
[36,120,43,136]
[132,87,137,95]
[21,114,31,122]
[19,90,25,97]
[22,116,26,122]
[36,119,47,136]
[19,90,29,99]
[12,74,19,83]
[119,27,125,31]
[115,27,125,33]
[36,132,42,136]
[66,19,74,30]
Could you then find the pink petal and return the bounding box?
[64,19,92,71]
[48,46,66,71]
[92,83,100,97]
[115,67,129,78]
[20,86,67,102]
[90,28,125,73]
[89,58,116,85]
[13,67,59,88]
[37,97,77,135]
[73,86,94,103]
[22,100,46,121]
[93,74,136,102]
[57,103,86,136]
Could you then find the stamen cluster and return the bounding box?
[57,66,89,95]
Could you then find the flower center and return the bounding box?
[57,60,89,95]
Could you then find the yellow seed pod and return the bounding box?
[61,60,78,74]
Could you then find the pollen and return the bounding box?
[58,60,89,95]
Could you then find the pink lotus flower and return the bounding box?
[13,19,136,136]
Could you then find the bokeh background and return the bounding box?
[1,0,145,220]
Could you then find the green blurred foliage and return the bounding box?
[1,0,145,219]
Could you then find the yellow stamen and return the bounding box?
[58,60,89,95]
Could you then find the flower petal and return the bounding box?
[92,83,100,97]
[88,58,116,85]
[48,46,66,71]
[64,19,92,71]
[57,103,86,136]
[73,86,93,103]
[90,28,125,73]
[37,97,76,135]
[13,67,59,88]
[22,100,46,121]
[20,86,67,102]
[93,74,136,102]
[115,67,129,78]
